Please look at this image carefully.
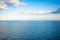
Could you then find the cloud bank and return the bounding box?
[0,9,60,20]
[20,10,51,15]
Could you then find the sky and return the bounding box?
[20,0,60,11]
[0,0,60,12]
[0,0,60,20]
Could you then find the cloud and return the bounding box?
[0,0,26,10]
[0,9,60,20]
[0,1,8,10]
[51,8,60,13]
[7,0,20,7]
[20,10,52,15]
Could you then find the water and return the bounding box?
[0,21,60,40]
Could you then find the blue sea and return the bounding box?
[0,21,60,40]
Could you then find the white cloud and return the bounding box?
[20,10,52,15]
[7,0,20,7]
[0,1,8,10]
[0,13,60,20]
[0,0,27,10]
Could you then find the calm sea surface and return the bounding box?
[0,21,60,40]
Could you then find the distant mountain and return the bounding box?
[51,8,60,13]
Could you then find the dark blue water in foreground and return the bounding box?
[0,21,60,40]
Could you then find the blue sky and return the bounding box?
[19,0,60,11]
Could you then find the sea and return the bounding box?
[0,20,60,40]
